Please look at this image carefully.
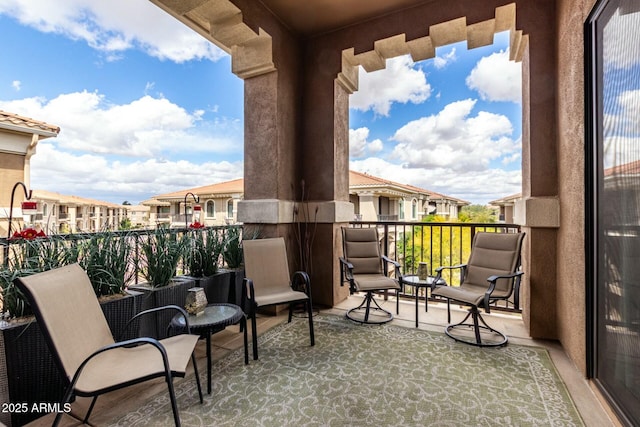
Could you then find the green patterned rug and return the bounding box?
[110,314,584,426]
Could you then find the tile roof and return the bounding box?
[151,178,244,199]
[148,172,468,204]
[32,190,124,208]
[349,170,469,204]
[604,160,640,177]
[0,110,60,136]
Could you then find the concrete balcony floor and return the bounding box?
[26,295,619,427]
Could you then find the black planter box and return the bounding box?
[130,278,195,339]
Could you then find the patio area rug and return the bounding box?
[110,314,584,426]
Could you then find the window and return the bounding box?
[411,199,418,219]
[586,1,640,424]
[399,199,405,220]
[227,200,234,218]
[206,200,215,218]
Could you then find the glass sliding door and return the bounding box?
[587,0,640,424]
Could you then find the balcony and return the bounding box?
[0,223,614,426]
[23,297,611,426]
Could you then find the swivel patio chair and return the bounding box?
[431,232,525,347]
[242,237,314,360]
[14,263,202,427]
[339,227,402,324]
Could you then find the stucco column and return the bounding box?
[518,27,559,340]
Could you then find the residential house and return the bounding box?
[0,111,59,237]
[348,170,468,221]
[489,193,521,223]
[143,178,244,227]
[31,190,130,233]
[144,172,466,227]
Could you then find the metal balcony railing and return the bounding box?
[349,221,522,313]
[0,225,243,285]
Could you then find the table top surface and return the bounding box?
[402,275,446,286]
[187,303,245,329]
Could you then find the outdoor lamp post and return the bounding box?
[184,192,200,230]
[7,181,34,240]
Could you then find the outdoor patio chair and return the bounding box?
[14,263,202,427]
[339,227,402,324]
[431,232,526,347]
[242,237,314,360]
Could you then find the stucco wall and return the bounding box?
[556,0,598,375]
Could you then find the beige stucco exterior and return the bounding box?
[0,111,59,236]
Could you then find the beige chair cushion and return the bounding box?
[342,228,383,275]
[432,232,524,306]
[352,274,400,292]
[16,264,115,380]
[16,263,199,394]
[243,238,309,307]
[75,334,198,394]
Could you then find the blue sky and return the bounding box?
[0,0,522,206]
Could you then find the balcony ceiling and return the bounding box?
[259,0,429,36]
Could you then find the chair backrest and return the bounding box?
[14,263,114,381]
[342,227,383,275]
[243,238,292,298]
[464,232,525,293]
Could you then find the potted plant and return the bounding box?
[77,231,142,340]
[130,228,193,338]
[180,227,228,303]
[0,232,76,427]
[221,226,261,306]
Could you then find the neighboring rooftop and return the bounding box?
[349,170,470,205]
[0,110,60,137]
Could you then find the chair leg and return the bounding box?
[83,396,99,424]
[307,300,315,346]
[191,353,203,404]
[443,306,508,347]
[288,303,294,323]
[346,292,394,324]
[166,376,181,427]
[251,312,259,360]
[53,387,75,427]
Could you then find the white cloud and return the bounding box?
[390,99,519,173]
[11,80,21,91]
[349,127,383,158]
[29,143,243,204]
[433,48,457,69]
[0,0,226,63]
[349,55,431,116]
[0,91,242,158]
[466,50,521,103]
[604,9,640,70]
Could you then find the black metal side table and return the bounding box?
[172,303,248,394]
[400,275,446,327]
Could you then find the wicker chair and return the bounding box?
[14,264,202,426]
[431,232,526,347]
[242,237,314,360]
[339,227,402,324]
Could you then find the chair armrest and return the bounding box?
[435,264,466,273]
[483,271,525,312]
[381,255,403,283]
[242,277,257,314]
[70,336,171,391]
[120,305,192,340]
[292,271,312,295]
[339,257,354,283]
[434,264,467,288]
